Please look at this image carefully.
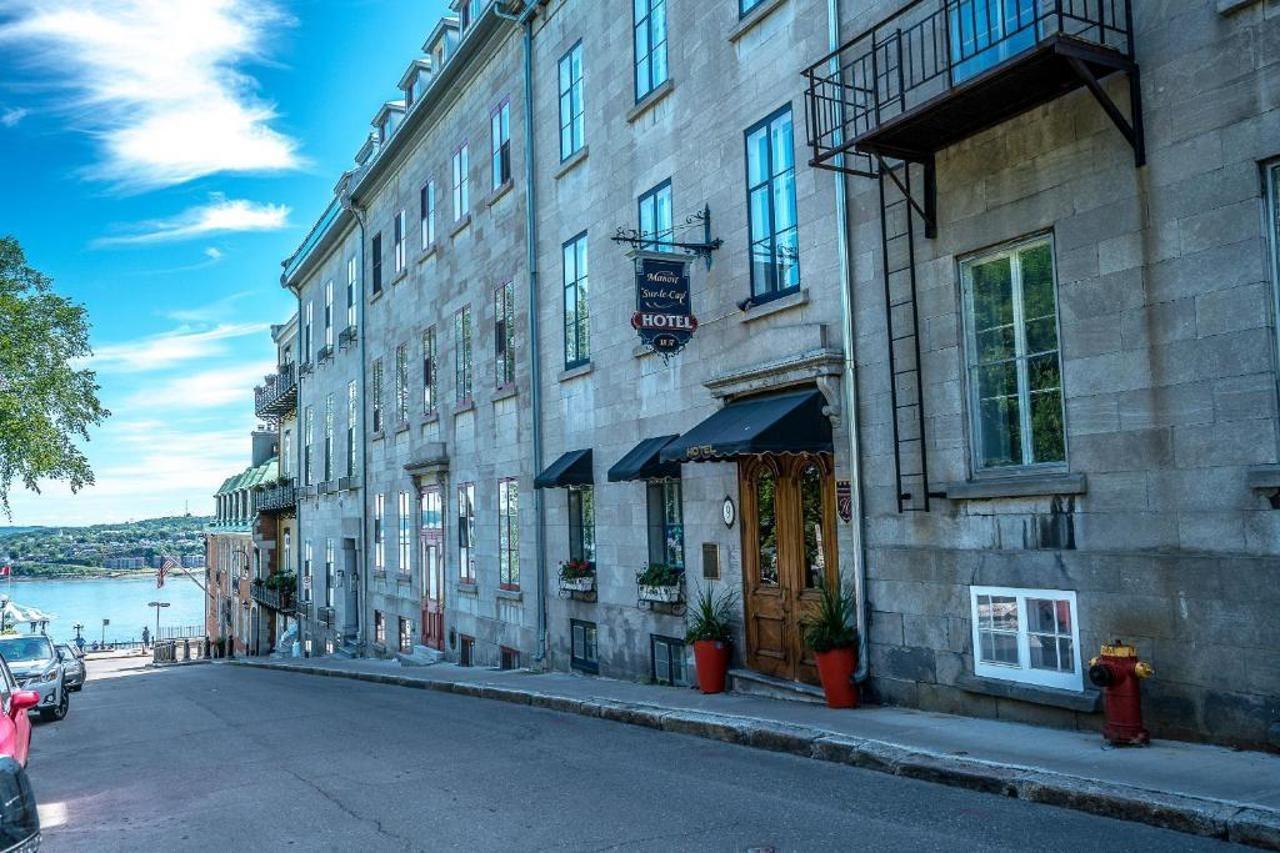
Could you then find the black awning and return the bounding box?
[659,389,832,463]
[607,435,681,482]
[534,448,594,489]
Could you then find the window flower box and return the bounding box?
[558,560,595,594]
[560,575,595,593]
[636,562,684,606]
[638,584,681,604]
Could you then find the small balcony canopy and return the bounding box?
[534,449,593,489]
[660,389,832,464]
[607,435,681,482]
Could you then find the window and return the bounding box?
[399,617,412,653]
[452,145,470,221]
[454,306,473,403]
[570,619,598,673]
[651,635,687,686]
[500,647,519,670]
[1264,163,1280,401]
[374,610,386,646]
[460,0,481,29]
[754,467,777,585]
[495,281,515,387]
[371,359,384,433]
[346,256,357,329]
[457,483,475,581]
[567,486,595,564]
[638,180,673,252]
[498,477,519,589]
[374,493,385,572]
[395,344,408,424]
[303,406,314,486]
[283,531,292,577]
[323,393,334,482]
[398,491,411,576]
[558,42,585,161]
[646,479,684,569]
[970,587,1081,691]
[371,232,383,294]
[422,326,438,415]
[562,232,589,369]
[324,539,335,608]
[745,106,799,301]
[323,281,333,348]
[420,181,436,248]
[394,210,406,273]
[303,541,312,602]
[303,302,313,362]
[949,0,1037,83]
[491,101,511,189]
[740,0,766,14]
[961,236,1065,472]
[282,429,292,477]
[633,0,668,102]
[346,381,357,477]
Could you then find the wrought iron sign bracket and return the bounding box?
[611,204,724,270]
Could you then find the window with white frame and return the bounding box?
[323,393,334,482]
[491,101,511,189]
[633,0,667,102]
[302,541,312,602]
[495,281,515,387]
[398,491,411,576]
[558,42,584,161]
[562,232,589,369]
[970,586,1081,691]
[374,493,385,572]
[346,256,357,329]
[452,145,470,221]
[421,180,436,248]
[346,381,357,477]
[457,482,475,581]
[568,486,595,564]
[638,180,673,252]
[303,406,314,486]
[422,326,438,415]
[960,236,1065,472]
[324,281,333,348]
[745,106,800,301]
[651,634,687,686]
[646,479,683,568]
[324,539,335,608]
[303,301,314,362]
[371,358,384,433]
[394,210,406,273]
[454,306,473,403]
[498,477,519,588]
[395,343,408,424]
[571,619,598,673]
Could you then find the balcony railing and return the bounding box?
[254,364,298,418]
[804,0,1137,169]
[257,478,297,513]
[250,579,295,612]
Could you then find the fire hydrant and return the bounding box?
[1087,640,1154,746]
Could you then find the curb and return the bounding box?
[230,660,1280,849]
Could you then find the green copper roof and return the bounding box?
[214,457,278,496]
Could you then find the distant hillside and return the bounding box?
[0,515,212,578]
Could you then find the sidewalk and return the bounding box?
[231,656,1280,848]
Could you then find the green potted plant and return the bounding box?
[685,585,736,694]
[801,582,860,708]
[212,636,226,659]
[636,563,683,604]
[558,559,595,592]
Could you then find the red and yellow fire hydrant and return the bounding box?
[1088,640,1154,746]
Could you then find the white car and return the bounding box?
[0,636,68,723]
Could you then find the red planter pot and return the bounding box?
[692,640,731,694]
[814,646,859,709]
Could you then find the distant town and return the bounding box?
[0,516,209,578]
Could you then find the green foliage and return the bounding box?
[0,515,209,577]
[264,571,297,591]
[801,581,858,653]
[558,559,594,581]
[636,562,681,587]
[685,585,736,644]
[0,236,109,516]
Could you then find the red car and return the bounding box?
[0,656,38,766]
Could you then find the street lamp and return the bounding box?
[146,601,170,646]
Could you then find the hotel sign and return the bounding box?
[632,255,698,357]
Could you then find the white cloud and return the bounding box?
[122,361,275,410]
[0,107,28,127]
[0,0,301,189]
[204,247,224,261]
[89,322,269,373]
[93,196,289,246]
[162,291,253,325]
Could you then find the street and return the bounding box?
[26,658,1229,852]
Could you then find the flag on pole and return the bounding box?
[157,556,176,589]
[0,565,10,578]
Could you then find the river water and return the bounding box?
[3,576,205,643]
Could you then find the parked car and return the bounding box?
[0,658,37,767]
[0,637,67,723]
[0,756,40,849]
[55,646,84,692]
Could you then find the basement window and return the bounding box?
[571,619,598,674]
[969,586,1082,691]
[650,635,687,686]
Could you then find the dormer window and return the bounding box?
[405,79,416,108]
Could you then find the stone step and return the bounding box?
[727,668,827,705]
[397,645,444,667]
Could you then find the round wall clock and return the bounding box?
[722,496,736,528]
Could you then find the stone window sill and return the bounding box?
[945,472,1086,501]
[555,146,588,179]
[956,672,1101,713]
[371,430,386,443]
[395,572,411,586]
[729,0,788,42]
[559,362,593,382]
[423,411,440,425]
[418,243,438,264]
[626,79,674,124]
[373,570,387,581]
[369,287,385,304]
[450,213,471,238]
[456,580,479,595]
[1246,464,1280,491]
[493,383,518,402]
[1217,0,1256,13]
[632,344,656,360]
[390,269,408,288]
[496,587,522,602]
[454,399,475,415]
[486,178,514,207]
[395,423,410,435]
[739,288,808,323]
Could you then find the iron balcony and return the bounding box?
[257,479,297,514]
[803,0,1142,171]
[254,363,298,418]
[249,579,295,612]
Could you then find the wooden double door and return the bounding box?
[740,454,839,685]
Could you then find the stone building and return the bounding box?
[268,0,1279,747]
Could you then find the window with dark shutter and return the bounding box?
[371,232,383,294]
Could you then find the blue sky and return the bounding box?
[0,0,450,525]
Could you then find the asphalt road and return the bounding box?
[26,658,1230,852]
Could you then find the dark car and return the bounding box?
[55,646,84,693]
